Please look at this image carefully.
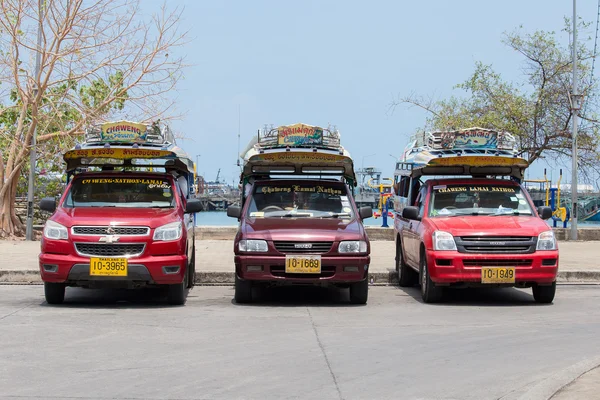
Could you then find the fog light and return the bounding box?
[162,266,180,275]
[247,265,263,272]
[43,264,58,273]
[344,266,359,272]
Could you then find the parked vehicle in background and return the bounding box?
[38,121,202,305]
[227,123,372,304]
[392,128,558,303]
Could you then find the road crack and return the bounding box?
[307,307,343,400]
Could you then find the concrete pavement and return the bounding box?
[1,239,600,284]
[1,285,600,400]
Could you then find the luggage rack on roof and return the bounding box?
[84,120,175,147]
[256,123,341,150]
[396,128,528,181]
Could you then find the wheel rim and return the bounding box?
[421,259,427,293]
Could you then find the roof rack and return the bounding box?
[255,123,341,150]
[84,120,175,147]
[64,120,192,175]
[240,123,356,185]
[396,128,528,180]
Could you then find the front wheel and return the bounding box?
[349,279,368,305]
[420,255,443,303]
[234,275,253,304]
[167,271,188,305]
[44,282,65,305]
[532,282,556,304]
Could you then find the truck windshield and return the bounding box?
[64,177,175,208]
[429,184,533,217]
[247,183,353,218]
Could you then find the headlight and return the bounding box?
[338,241,367,253]
[239,239,268,252]
[432,231,457,251]
[43,220,68,240]
[536,231,557,251]
[153,222,182,241]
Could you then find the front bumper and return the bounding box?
[426,250,559,285]
[39,253,187,286]
[235,254,370,284]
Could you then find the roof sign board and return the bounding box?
[277,123,323,146]
[100,121,148,143]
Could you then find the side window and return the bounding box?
[417,186,427,216]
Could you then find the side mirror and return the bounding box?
[39,197,56,213]
[359,206,372,220]
[185,199,203,214]
[402,206,420,221]
[538,206,552,220]
[227,206,242,219]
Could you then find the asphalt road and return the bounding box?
[1,284,600,400]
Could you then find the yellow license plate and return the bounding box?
[90,258,128,277]
[285,255,321,274]
[481,267,515,284]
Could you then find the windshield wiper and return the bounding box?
[321,212,352,218]
[490,210,531,216]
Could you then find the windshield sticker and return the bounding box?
[250,211,264,218]
[516,193,525,199]
[80,178,170,187]
[435,186,516,193]
[163,192,171,197]
[340,196,348,201]
[519,199,527,205]
[510,196,518,202]
[261,185,343,196]
[343,207,352,213]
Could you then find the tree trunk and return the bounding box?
[0,166,25,237]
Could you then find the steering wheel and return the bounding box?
[262,205,283,211]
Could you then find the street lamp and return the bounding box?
[361,153,376,171]
[570,0,580,240]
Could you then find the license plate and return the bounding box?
[481,267,515,284]
[90,258,128,277]
[285,255,321,274]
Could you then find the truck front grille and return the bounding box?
[72,226,149,236]
[456,236,535,254]
[463,259,533,267]
[274,241,333,254]
[75,243,145,258]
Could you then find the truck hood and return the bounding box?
[242,217,365,242]
[429,215,550,237]
[52,207,179,229]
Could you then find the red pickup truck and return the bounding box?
[393,128,558,303]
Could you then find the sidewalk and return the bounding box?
[551,366,600,399]
[1,240,600,284]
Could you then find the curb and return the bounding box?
[3,270,600,285]
[516,355,600,400]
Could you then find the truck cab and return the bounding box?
[38,121,202,305]
[392,128,558,303]
[227,123,373,304]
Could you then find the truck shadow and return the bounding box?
[233,285,365,307]
[39,287,190,308]
[394,285,544,306]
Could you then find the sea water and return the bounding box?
[194,211,600,228]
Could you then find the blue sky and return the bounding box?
[144,0,598,188]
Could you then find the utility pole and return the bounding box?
[571,0,581,240]
[26,0,43,241]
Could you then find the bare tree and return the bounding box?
[0,0,187,236]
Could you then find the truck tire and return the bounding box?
[349,278,368,305]
[396,239,417,287]
[532,282,556,304]
[235,275,253,304]
[44,282,65,305]
[167,271,188,305]
[420,255,443,303]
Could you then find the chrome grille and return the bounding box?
[72,226,149,236]
[456,236,535,254]
[274,241,333,254]
[75,243,145,258]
